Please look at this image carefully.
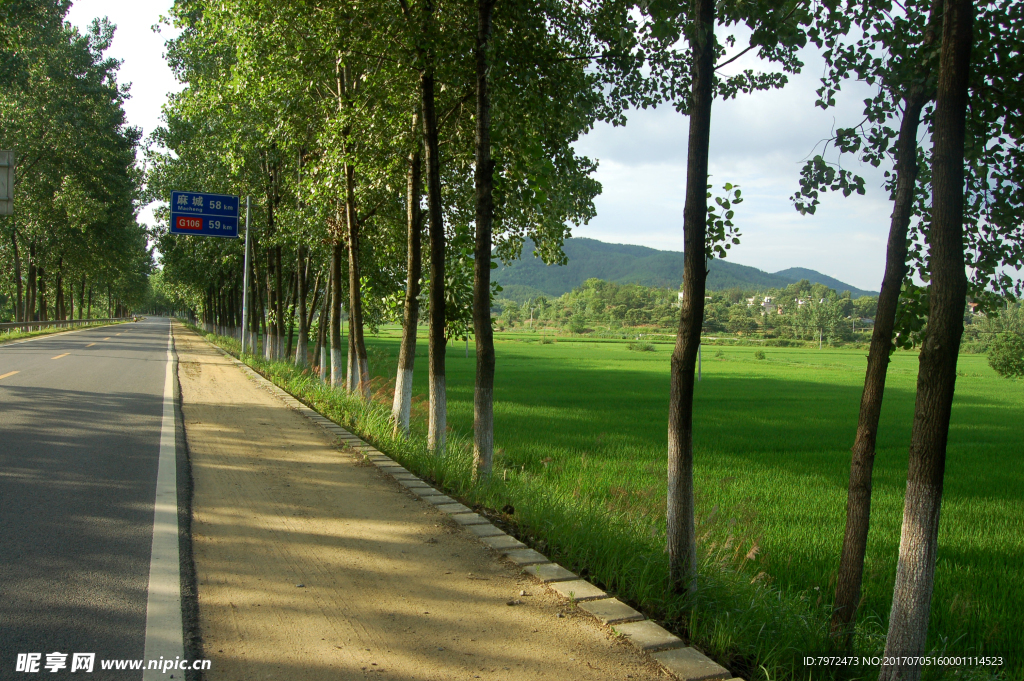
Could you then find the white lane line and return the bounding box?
[142,322,184,678]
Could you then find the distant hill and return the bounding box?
[493,238,877,301]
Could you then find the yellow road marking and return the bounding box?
[52,353,70,360]
[103,337,111,341]
[116,333,122,336]
[0,371,18,380]
[86,343,97,348]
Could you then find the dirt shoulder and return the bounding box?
[174,325,664,680]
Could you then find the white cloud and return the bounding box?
[574,45,898,292]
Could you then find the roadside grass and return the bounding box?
[191,323,1021,680]
[0,320,129,345]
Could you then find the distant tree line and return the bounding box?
[495,279,1023,359]
[493,277,884,343]
[0,2,152,323]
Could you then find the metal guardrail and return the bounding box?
[0,317,134,333]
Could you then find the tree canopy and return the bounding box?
[1,1,150,322]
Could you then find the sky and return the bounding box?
[67,1,896,292]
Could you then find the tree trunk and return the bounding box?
[314,267,329,380]
[422,62,447,454]
[295,245,309,366]
[330,239,345,389]
[38,267,48,321]
[879,0,972,677]
[345,161,370,399]
[228,285,236,337]
[305,269,322,334]
[27,242,36,322]
[259,278,268,357]
[318,291,329,381]
[393,113,423,436]
[284,267,297,360]
[87,286,92,319]
[55,262,63,321]
[832,93,926,643]
[11,227,23,323]
[78,275,85,320]
[472,0,497,481]
[667,0,715,595]
[347,307,355,392]
[248,235,261,352]
[274,244,284,359]
[265,246,276,360]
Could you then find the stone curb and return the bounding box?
[194,332,736,681]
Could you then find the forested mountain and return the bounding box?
[494,238,877,301]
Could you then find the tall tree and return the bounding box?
[392,112,423,435]
[418,1,449,454]
[666,0,716,594]
[792,0,1023,640]
[471,0,497,479]
[330,237,344,388]
[879,0,972,675]
[642,0,811,594]
[294,243,308,366]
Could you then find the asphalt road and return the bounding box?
[0,317,174,678]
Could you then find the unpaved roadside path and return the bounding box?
[175,325,664,680]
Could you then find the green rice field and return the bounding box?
[358,329,1023,676]
[211,322,1021,679]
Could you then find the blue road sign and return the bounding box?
[170,191,240,238]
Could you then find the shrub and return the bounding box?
[764,339,797,347]
[627,340,655,352]
[988,333,1024,378]
[754,350,766,360]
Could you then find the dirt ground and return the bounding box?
[174,325,666,680]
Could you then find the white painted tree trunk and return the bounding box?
[331,345,344,389]
[295,330,308,367]
[392,368,414,435]
[347,342,357,394]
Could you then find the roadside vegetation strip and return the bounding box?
[183,324,737,681]
[0,321,131,346]
[182,324,837,680]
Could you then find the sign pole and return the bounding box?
[240,196,251,354]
